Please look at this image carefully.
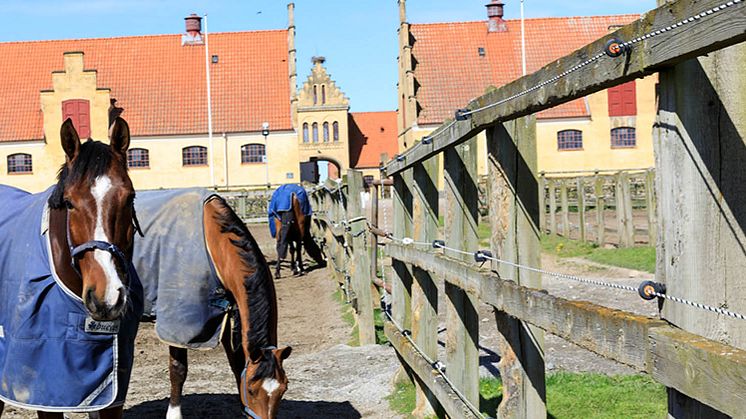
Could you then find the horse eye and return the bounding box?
[64,199,74,210]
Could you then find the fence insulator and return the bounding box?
[475,250,493,263]
[421,136,433,145]
[455,108,470,121]
[604,37,629,57]
[638,280,666,300]
[395,154,405,162]
[432,239,445,249]
[401,237,414,245]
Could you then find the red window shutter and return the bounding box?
[61,99,91,139]
[607,81,636,117]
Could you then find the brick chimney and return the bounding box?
[182,13,204,45]
[486,0,507,33]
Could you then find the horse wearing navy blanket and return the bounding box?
[132,189,291,419]
[268,184,325,278]
[0,118,142,419]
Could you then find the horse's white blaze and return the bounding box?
[166,404,182,419]
[262,378,280,397]
[91,176,124,307]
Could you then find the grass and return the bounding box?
[332,289,389,346]
[389,373,667,418]
[540,233,655,273]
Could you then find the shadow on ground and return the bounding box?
[125,393,361,418]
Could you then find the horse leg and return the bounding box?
[221,323,246,392]
[295,238,304,275]
[90,406,123,419]
[275,238,284,279]
[0,400,3,417]
[167,346,188,419]
[36,412,63,419]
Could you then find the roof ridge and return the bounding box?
[410,13,641,27]
[0,28,287,46]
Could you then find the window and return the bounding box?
[321,85,326,105]
[62,99,91,139]
[313,85,318,105]
[363,175,374,190]
[182,146,207,166]
[611,127,636,148]
[7,153,32,174]
[303,123,309,143]
[608,81,637,116]
[241,144,266,163]
[333,121,339,142]
[557,130,583,150]
[312,122,319,143]
[323,122,330,142]
[127,148,150,168]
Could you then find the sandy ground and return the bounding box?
[2,225,401,419]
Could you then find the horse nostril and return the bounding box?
[115,287,126,308]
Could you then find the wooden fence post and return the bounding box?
[538,173,546,232]
[560,180,570,237]
[487,116,546,418]
[548,179,557,235]
[645,169,657,247]
[347,170,375,345]
[411,157,442,417]
[443,137,480,406]
[654,36,746,418]
[577,177,586,242]
[594,174,605,245]
[615,172,634,247]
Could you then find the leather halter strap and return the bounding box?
[240,346,278,419]
[66,209,131,277]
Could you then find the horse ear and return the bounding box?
[60,118,80,161]
[273,346,292,362]
[109,117,130,156]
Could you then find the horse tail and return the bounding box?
[276,210,294,260]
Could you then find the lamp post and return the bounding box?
[521,0,526,76]
[262,122,270,188]
[204,14,215,186]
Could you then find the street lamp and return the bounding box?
[262,122,270,188]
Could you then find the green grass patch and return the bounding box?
[332,289,359,346]
[541,234,655,273]
[374,308,389,345]
[389,373,666,418]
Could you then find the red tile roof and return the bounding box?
[349,111,398,168]
[410,15,639,124]
[0,30,291,142]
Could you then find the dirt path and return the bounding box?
[3,225,400,419]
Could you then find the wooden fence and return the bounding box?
[312,0,746,417]
[540,168,656,246]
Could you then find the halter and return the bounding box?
[240,346,277,419]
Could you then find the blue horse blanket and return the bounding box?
[268,184,312,238]
[133,188,233,349]
[0,185,143,412]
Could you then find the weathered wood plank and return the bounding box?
[560,180,570,237]
[411,157,441,416]
[594,174,606,245]
[384,0,746,175]
[347,170,375,345]
[615,172,634,247]
[487,118,546,418]
[548,179,557,235]
[384,321,478,419]
[392,171,414,330]
[645,168,657,247]
[577,177,586,242]
[443,137,480,406]
[538,174,547,232]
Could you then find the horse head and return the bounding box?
[50,117,137,321]
[240,346,292,419]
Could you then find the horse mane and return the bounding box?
[48,140,124,209]
[211,197,276,380]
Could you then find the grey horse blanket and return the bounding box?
[0,185,142,412]
[133,188,233,349]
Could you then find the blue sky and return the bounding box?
[0,0,655,111]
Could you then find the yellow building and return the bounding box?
[397,0,656,175]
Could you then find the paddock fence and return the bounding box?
[312,0,746,417]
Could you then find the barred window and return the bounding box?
[182,146,207,166]
[241,143,266,163]
[333,121,339,142]
[323,122,330,142]
[611,127,636,148]
[312,122,319,143]
[127,148,149,168]
[557,130,583,150]
[7,153,32,174]
[303,123,309,143]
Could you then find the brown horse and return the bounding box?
[131,190,291,419]
[273,194,325,279]
[0,118,140,419]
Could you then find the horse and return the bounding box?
[130,189,291,419]
[268,184,325,278]
[0,118,142,419]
